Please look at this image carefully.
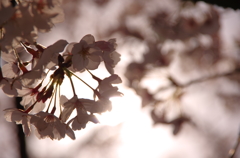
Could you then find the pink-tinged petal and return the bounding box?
[4,108,16,122]
[20,69,46,87]
[37,124,54,140]
[105,63,114,74]
[83,99,111,113]
[4,108,32,136]
[108,39,117,48]
[65,125,75,140]
[20,95,35,108]
[11,112,26,123]
[1,79,19,97]
[30,114,48,131]
[80,34,95,44]
[111,51,121,65]
[2,63,19,78]
[89,115,99,124]
[71,42,83,55]
[60,95,69,106]
[34,39,68,70]
[61,105,75,122]
[79,99,99,113]
[98,99,112,112]
[102,50,121,74]
[53,122,66,140]
[86,56,101,70]
[31,102,45,114]
[103,74,122,84]
[22,117,31,136]
[62,95,78,108]
[62,42,77,55]
[31,112,69,140]
[71,117,86,131]
[88,48,100,54]
[88,54,101,62]
[101,87,123,98]
[17,88,32,97]
[95,41,115,51]
[1,51,16,63]
[72,54,88,72]
[111,75,122,84]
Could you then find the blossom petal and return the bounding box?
[81,34,95,44]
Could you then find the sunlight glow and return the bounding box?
[97,88,142,126]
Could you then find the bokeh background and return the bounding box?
[1,0,240,158]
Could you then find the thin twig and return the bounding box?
[155,68,240,93]
[181,68,240,87]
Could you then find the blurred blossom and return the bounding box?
[1,0,240,158]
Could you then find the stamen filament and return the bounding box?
[58,84,62,114]
[64,68,95,91]
[67,73,76,96]
[24,101,38,113]
[46,84,55,113]
[51,83,58,114]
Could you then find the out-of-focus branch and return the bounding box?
[16,97,29,158]
[180,68,240,87]
[156,68,240,93]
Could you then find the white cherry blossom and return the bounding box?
[34,39,68,70]
[95,39,121,74]
[4,108,32,136]
[30,111,75,140]
[98,74,123,99]
[1,32,122,140]
[71,34,101,72]
[60,95,99,125]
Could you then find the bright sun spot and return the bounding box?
[95,88,174,158]
[97,88,142,126]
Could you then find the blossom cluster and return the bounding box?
[2,34,122,140]
[0,0,64,53]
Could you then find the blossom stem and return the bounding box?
[64,68,95,91]
[68,74,76,96]
[24,101,37,113]
[58,84,62,114]
[66,117,74,125]
[51,83,58,114]
[86,69,102,83]
[46,84,55,113]
[13,48,29,73]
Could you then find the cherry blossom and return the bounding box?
[1,0,122,141]
[60,95,99,127]
[4,108,32,136]
[97,74,123,99]
[0,78,22,97]
[95,39,121,74]
[1,50,20,78]
[61,96,99,131]
[17,83,45,113]
[30,111,75,140]
[70,34,102,72]
[1,4,123,139]
[84,98,113,114]
[71,112,99,131]
[34,39,68,70]
[0,0,64,53]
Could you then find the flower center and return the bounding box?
[44,115,57,123]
